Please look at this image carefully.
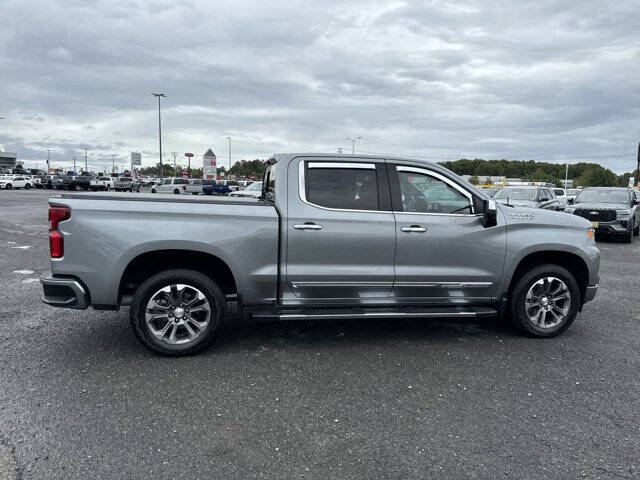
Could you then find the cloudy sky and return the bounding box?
[1,0,639,173]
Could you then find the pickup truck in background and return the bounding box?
[114,176,140,192]
[90,176,115,191]
[151,177,190,194]
[202,179,232,195]
[63,174,92,191]
[40,153,600,356]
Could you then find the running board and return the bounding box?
[252,306,497,321]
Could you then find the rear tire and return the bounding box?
[622,229,633,243]
[129,269,226,356]
[508,264,580,338]
[173,189,180,194]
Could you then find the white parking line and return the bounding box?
[11,245,31,249]
[22,278,40,284]
[13,270,34,275]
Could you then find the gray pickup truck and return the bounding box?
[41,153,600,355]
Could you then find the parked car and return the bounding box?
[237,180,254,190]
[114,176,139,192]
[201,179,232,196]
[229,181,263,198]
[217,179,240,191]
[91,176,115,191]
[151,177,190,194]
[0,175,32,189]
[566,188,582,203]
[565,187,639,243]
[493,186,560,210]
[40,153,600,356]
[552,188,568,209]
[63,174,92,191]
[186,179,203,195]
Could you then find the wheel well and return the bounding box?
[508,251,589,304]
[118,250,237,302]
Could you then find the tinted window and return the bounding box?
[175,179,188,185]
[553,189,565,196]
[398,170,471,214]
[202,180,217,185]
[306,165,378,210]
[227,181,239,186]
[576,189,630,204]
[162,179,171,185]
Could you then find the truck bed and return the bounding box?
[56,192,269,206]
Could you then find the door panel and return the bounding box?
[390,164,506,303]
[284,158,396,303]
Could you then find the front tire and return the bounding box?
[129,269,226,356]
[633,222,639,236]
[508,264,580,338]
[622,228,633,243]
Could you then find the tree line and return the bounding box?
[137,159,266,179]
[439,158,635,187]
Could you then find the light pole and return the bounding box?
[152,93,166,179]
[73,156,76,172]
[565,162,569,189]
[346,137,362,154]
[83,147,88,173]
[46,149,50,173]
[227,136,231,171]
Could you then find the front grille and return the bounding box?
[574,209,616,222]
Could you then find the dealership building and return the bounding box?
[0,151,17,171]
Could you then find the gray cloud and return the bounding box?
[0,0,638,173]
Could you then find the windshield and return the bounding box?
[246,182,262,191]
[493,188,537,201]
[575,189,629,204]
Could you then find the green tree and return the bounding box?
[468,175,479,185]
[228,159,266,178]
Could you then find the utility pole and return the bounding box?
[46,149,50,173]
[172,152,177,172]
[227,136,231,171]
[346,137,362,154]
[152,93,166,180]
[83,147,88,173]
[111,153,115,173]
[635,142,640,187]
[564,162,569,189]
[337,147,343,154]
[73,156,76,172]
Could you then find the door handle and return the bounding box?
[401,225,427,233]
[293,223,323,230]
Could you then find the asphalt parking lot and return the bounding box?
[1,189,639,480]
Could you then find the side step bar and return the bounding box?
[252,306,497,321]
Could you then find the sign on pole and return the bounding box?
[202,149,217,179]
[130,152,142,166]
[629,177,635,188]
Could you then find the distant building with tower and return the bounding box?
[203,149,217,179]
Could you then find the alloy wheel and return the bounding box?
[145,284,212,345]
[524,277,571,329]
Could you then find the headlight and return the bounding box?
[616,209,631,216]
[564,207,575,213]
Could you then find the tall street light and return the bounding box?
[46,149,50,173]
[346,136,362,154]
[84,147,88,173]
[227,136,231,171]
[152,93,166,180]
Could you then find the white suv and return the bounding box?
[0,176,33,189]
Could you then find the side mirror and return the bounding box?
[632,197,640,205]
[482,199,497,228]
[568,198,574,205]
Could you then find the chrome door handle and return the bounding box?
[401,225,427,233]
[293,223,323,230]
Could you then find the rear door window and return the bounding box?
[304,162,379,211]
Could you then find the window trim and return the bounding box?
[298,161,384,213]
[393,165,478,216]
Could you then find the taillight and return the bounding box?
[48,206,70,258]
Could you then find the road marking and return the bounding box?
[22,278,40,284]
[11,245,31,249]
[6,241,16,244]
[13,270,34,275]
